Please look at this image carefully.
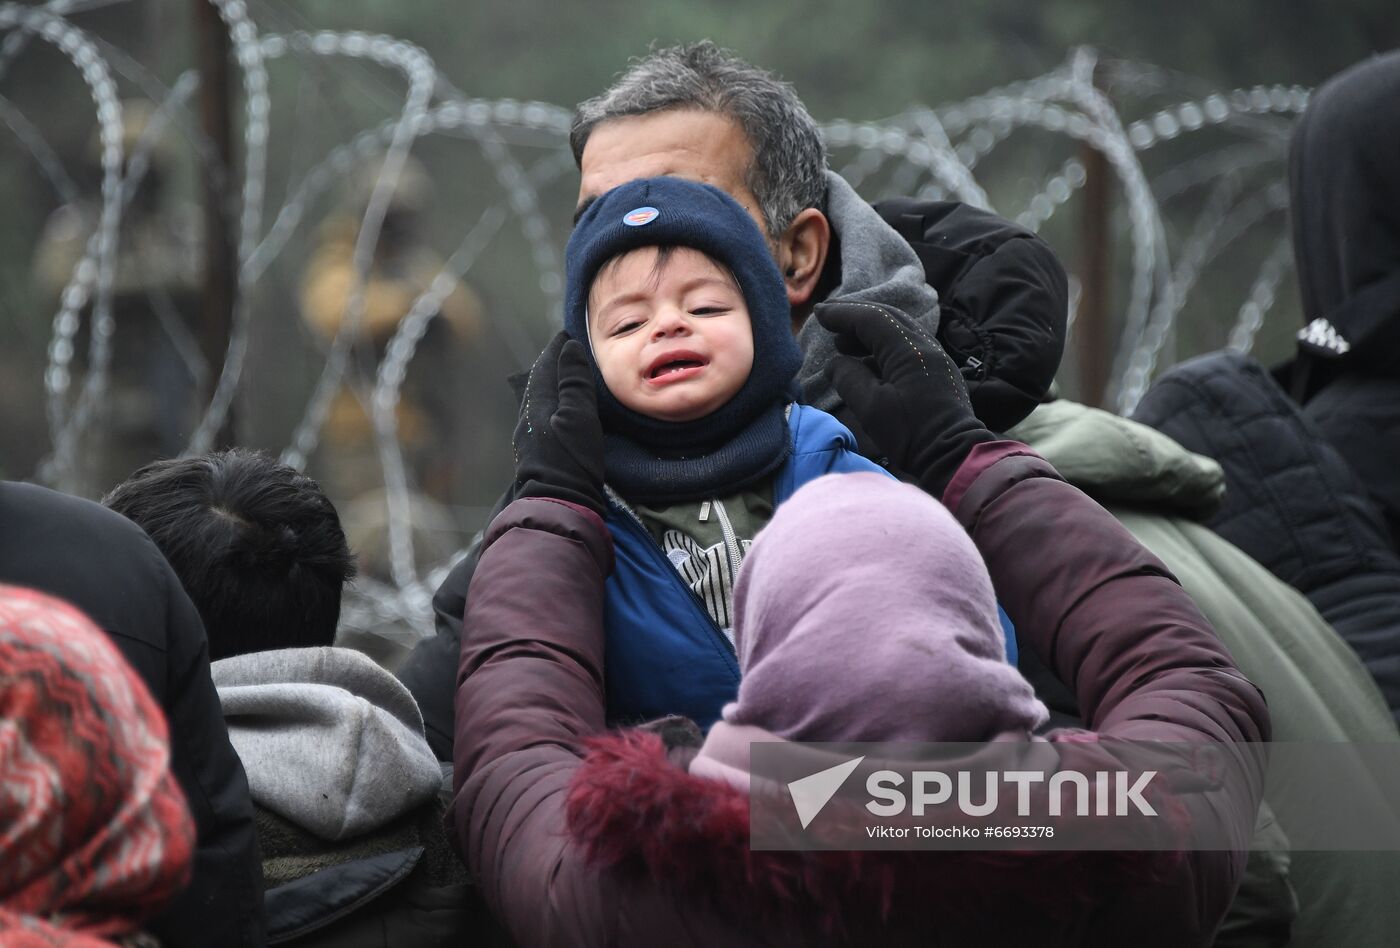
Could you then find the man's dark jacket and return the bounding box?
[0,481,265,946]
[400,197,1070,761]
[1133,352,1400,727]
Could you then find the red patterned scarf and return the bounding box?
[0,585,195,947]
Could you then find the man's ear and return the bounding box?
[777,208,830,309]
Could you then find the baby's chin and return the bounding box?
[634,404,720,424]
[624,390,732,424]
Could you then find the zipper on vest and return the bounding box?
[605,486,737,657]
[709,496,745,594]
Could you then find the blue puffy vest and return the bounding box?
[601,404,1016,728]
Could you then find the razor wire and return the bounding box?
[272,31,438,472]
[0,4,125,494]
[1229,234,1295,354]
[0,7,1312,638]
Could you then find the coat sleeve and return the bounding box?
[447,497,619,947]
[148,544,266,948]
[945,440,1270,745]
[945,441,1271,940]
[399,483,516,761]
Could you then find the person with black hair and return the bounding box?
[106,450,488,946]
[105,448,355,659]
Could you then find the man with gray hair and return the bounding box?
[567,41,1067,432]
[570,41,828,256]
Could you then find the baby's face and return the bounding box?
[588,246,754,423]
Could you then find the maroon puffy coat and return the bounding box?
[448,445,1270,947]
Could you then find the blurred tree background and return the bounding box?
[0,0,1395,648]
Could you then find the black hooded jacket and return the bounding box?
[1133,352,1400,727]
[0,481,265,946]
[1278,50,1400,549]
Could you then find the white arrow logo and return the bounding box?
[787,756,865,829]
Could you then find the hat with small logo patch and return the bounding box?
[563,176,802,464]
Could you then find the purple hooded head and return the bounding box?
[723,472,1048,743]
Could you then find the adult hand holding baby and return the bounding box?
[513,330,607,515]
[816,300,997,499]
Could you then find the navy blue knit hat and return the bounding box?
[564,176,802,454]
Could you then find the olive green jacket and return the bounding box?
[1011,399,1400,948]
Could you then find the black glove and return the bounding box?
[513,331,607,515]
[816,301,996,499]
